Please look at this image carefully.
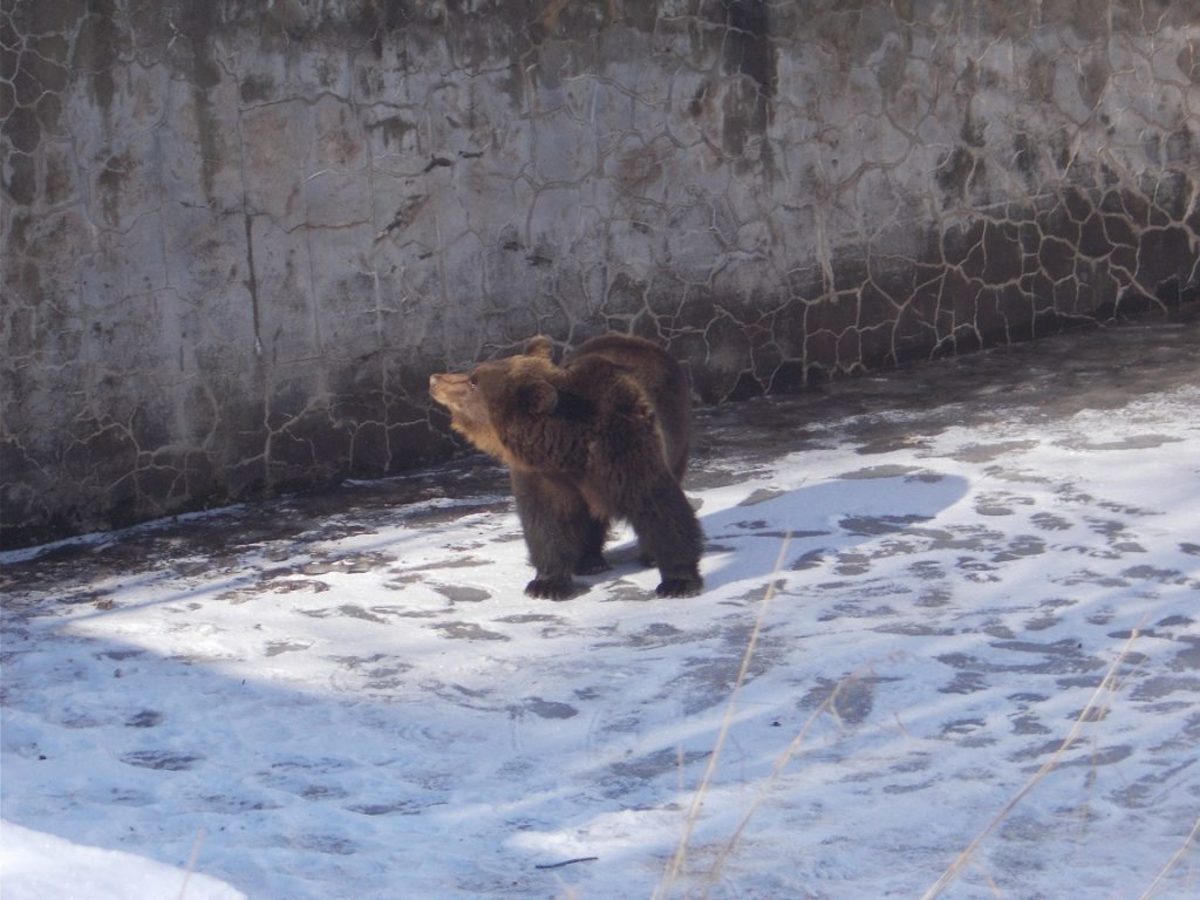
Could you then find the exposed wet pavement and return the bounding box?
[2,309,1199,898]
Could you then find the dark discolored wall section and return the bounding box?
[2,1,1198,548]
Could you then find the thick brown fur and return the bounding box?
[429,333,703,600]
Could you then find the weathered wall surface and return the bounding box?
[3,0,1198,548]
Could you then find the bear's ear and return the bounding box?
[521,379,558,416]
[525,336,554,360]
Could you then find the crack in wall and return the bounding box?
[242,212,262,356]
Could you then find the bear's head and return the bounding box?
[429,337,562,465]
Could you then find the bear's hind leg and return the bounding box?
[512,472,592,600]
[627,479,704,598]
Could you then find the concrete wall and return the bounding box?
[3,0,1199,548]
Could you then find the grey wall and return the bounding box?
[3,0,1199,548]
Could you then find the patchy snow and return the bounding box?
[2,321,1199,898]
[0,821,246,900]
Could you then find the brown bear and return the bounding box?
[429,333,704,600]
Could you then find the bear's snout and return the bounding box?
[429,371,474,407]
[429,373,450,404]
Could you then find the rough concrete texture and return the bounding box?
[2,1,1199,548]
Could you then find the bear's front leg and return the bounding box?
[575,516,612,575]
[511,471,593,600]
[628,477,705,598]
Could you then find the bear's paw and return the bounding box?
[525,576,580,601]
[655,576,703,598]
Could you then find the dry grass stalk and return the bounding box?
[653,534,792,900]
[702,666,871,893]
[1138,813,1200,900]
[920,626,1143,899]
[177,825,207,900]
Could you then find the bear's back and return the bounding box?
[566,334,692,481]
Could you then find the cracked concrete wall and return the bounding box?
[3,1,1199,548]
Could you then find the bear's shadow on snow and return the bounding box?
[603,473,971,595]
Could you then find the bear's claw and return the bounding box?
[525,577,579,601]
[655,577,703,598]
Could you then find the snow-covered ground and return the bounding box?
[3,318,1199,898]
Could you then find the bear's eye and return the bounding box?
[467,374,479,389]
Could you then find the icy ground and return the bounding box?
[3,316,1199,899]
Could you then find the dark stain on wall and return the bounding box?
[723,1,776,104]
[715,0,777,160]
[74,0,119,113]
